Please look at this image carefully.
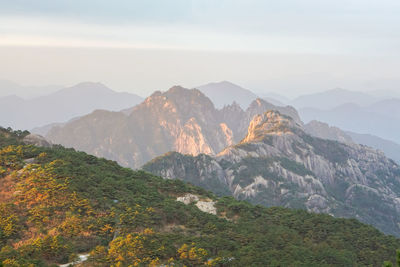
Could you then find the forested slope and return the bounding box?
[0,127,399,266]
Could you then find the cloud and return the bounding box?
[0,16,346,53]
[1,14,399,56]
[0,1,400,56]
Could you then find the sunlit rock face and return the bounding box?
[144,111,400,237]
[47,86,298,168]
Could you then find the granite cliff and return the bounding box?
[144,110,400,236]
[47,86,299,168]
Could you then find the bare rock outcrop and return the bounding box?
[23,134,52,147]
[177,193,217,215]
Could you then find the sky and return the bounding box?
[0,0,400,97]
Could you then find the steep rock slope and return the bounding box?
[47,86,299,168]
[47,86,233,168]
[220,98,301,143]
[144,111,400,236]
[347,131,400,164]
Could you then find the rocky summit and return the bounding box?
[46,86,299,168]
[144,110,400,236]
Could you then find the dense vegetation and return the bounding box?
[0,127,399,266]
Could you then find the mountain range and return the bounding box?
[290,88,380,110]
[37,84,400,237]
[4,80,399,235]
[0,82,143,131]
[1,127,399,266]
[299,101,400,144]
[0,79,62,98]
[196,82,400,149]
[45,86,300,168]
[144,110,400,236]
[1,80,400,265]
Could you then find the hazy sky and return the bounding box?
[1,0,400,97]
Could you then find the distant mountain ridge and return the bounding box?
[0,82,143,130]
[196,81,259,109]
[299,101,400,144]
[195,81,285,109]
[0,79,62,98]
[290,88,379,110]
[46,86,301,168]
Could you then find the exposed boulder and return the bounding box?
[23,133,52,147]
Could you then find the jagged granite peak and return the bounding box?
[46,86,299,169]
[144,110,400,236]
[47,86,234,168]
[136,85,216,123]
[218,98,302,144]
[241,111,302,143]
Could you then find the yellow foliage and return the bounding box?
[2,258,21,267]
[143,228,154,235]
[178,243,208,265]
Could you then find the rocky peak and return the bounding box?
[46,85,302,170]
[246,98,302,125]
[139,86,216,121]
[164,86,212,105]
[242,111,301,143]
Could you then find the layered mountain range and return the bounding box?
[144,110,400,236]
[0,82,143,130]
[46,86,300,168]
[299,99,400,144]
[38,84,400,236]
